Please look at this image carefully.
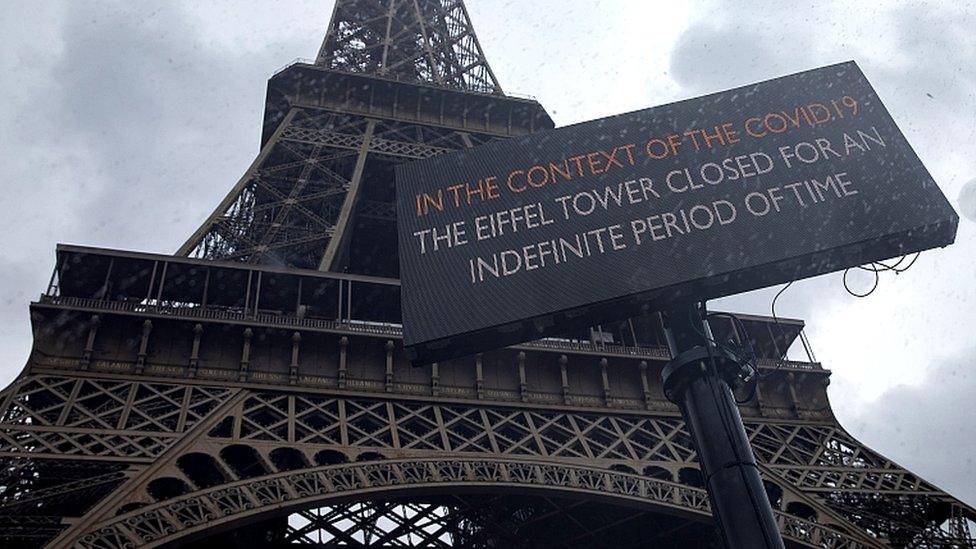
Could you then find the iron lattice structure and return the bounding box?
[316,0,502,93]
[176,0,526,272]
[1,1,974,547]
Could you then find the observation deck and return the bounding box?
[29,245,829,420]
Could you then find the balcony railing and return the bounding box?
[35,294,821,371]
[270,59,539,101]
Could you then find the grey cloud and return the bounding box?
[960,178,976,222]
[0,258,50,380]
[50,1,279,252]
[842,348,976,506]
[0,1,318,383]
[666,3,976,151]
[871,6,976,106]
[665,0,870,100]
[669,18,815,95]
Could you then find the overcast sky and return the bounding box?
[1,1,974,506]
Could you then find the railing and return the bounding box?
[522,338,671,360]
[40,295,403,337]
[270,59,539,101]
[273,57,316,76]
[36,295,822,370]
[756,357,822,371]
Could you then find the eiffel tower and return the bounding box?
[2,1,974,547]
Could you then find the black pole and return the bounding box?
[660,300,784,549]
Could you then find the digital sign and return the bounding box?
[395,61,958,365]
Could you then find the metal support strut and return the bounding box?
[660,301,785,549]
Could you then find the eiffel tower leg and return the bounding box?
[662,302,785,549]
[176,108,299,258]
[319,118,376,271]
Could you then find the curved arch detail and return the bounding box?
[76,457,868,549]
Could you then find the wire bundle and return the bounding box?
[842,252,921,297]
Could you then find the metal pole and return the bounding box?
[660,300,784,549]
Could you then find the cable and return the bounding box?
[843,267,878,297]
[861,251,920,273]
[843,252,921,298]
[695,305,759,406]
[687,308,755,367]
[708,312,759,365]
[763,279,795,378]
[770,280,793,325]
[733,367,759,404]
[682,303,761,404]
[706,311,760,403]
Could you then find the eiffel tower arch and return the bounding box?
[1,1,974,547]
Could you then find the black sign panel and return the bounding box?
[395,61,958,365]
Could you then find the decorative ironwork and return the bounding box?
[282,496,704,548]
[2,366,969,547]
[0,376,232,460]
[75,458,865,548]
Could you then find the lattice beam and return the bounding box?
[317,0,502,94]
[71,457,864,549]
[179,106,483,271]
